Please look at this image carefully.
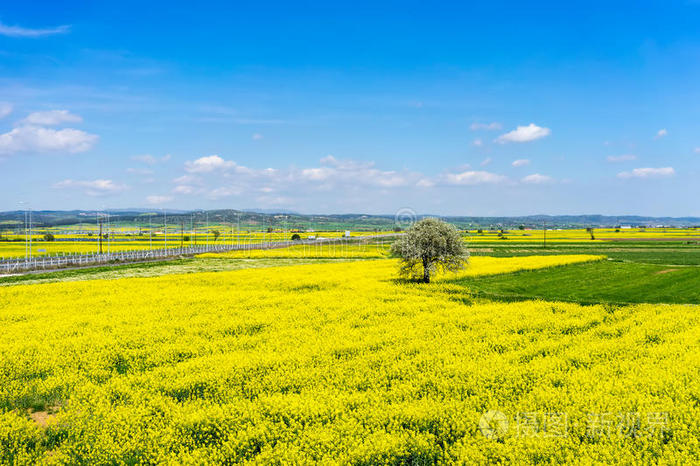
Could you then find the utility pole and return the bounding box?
[106,209,110,254]
[28,207,32,259]
[180,220,185,248]
[99,216,103,254]
[95,211,98,253]
[543,221,547,249]
[20,202,27,260]
[164,209,168,250]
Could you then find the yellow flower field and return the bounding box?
[199,242,392,259]
[451,254,602,278]
[0,240,194,259]
[1,255,697,464]
[0,231,395,258]
[199,243,604,265]
[2,226,698,258]
[465,227,700,243]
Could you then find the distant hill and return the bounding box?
[1,210,699,231]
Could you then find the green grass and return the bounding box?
[453,259,700,304]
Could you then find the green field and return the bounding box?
[454,260,700,305]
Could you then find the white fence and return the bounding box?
[0,234,399,274]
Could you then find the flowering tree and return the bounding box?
[390,217,469,283]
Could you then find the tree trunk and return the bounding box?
[423,258,430,283]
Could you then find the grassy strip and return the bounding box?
[452,259,700,304]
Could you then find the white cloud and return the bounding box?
[470,122,502,131]
[173,185,196,195]
[512,159,531,167]
[618,167,675,179]
[23,110,82,126]
[252,133,263,140]
[172,174,202,185]
[607,154,637,163]
[521,173,553,184]
[320,154,336,165]
[300,167,334,181]
[255,194,292,206]
[496,123,551,143]
[208,186,243,199]
[0,21,70,38]
[694,147,700,154]
[480,157,492,167]
[444,170,507,185]
[655,129,668,139]
[185,154,236,173]
[132,154,170,165]
[0,102,12,119]
[296,156,413,188]
[374,174,408,188]
[0,125,98,155]
[472,138,483,147]
[169,154,591,204]
[146,195,173,205]
[176,155,421,199]
[54,179,127,196]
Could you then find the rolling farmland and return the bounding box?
[1,246,699,463]
[4,3,700,463]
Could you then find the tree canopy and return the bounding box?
[390,217,469,283]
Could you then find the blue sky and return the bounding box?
[1,1,699,215]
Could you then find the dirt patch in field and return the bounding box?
[655,269,680,275]
[29,407,60,428]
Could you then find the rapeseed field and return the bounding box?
[3,227,699,259]
[1,255,697,464]
[199,242,391,259]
